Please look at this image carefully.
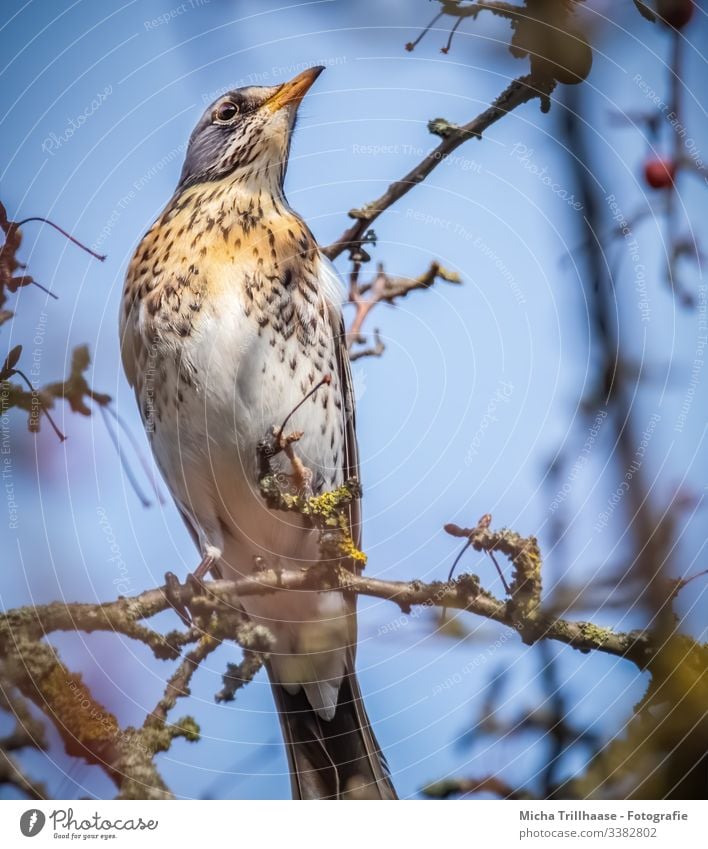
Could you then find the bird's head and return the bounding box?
[177,66,324,193]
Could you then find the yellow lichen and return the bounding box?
[40,661,119,745]
[337,527,368,565]
[306,485,354,518]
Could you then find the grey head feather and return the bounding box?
[177,84,289,190]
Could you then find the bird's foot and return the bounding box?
[274,426,304,453]
[257,376,329,496]
[164,570,192,627]
[163,551,217,627]
[265,426,314,498]
[283,444,313,497]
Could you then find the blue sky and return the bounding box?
[1,0,706,799]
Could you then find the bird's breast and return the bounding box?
[121,184,346,493]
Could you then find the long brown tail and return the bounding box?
[269,662,397,799]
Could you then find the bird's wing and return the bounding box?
[118,296,140,392]
[319,256,362,555]
[336,320,362,553]
[272,258,395,799]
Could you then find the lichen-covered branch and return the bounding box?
[445,518,542,640]
[0,600,270,799]
[215,620,275,704]
[2,512,705,800]
[1,520,693,674]
[146,635,219,729]
[2,639,173,799]
[0,682,49,799]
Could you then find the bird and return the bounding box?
[119,66,396,800]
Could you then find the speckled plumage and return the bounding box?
[119,68,395,799]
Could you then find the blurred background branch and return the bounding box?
[1,512,705,797]
[1,0,705,801]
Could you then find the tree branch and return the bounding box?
[0,749,48,800]
[422,774,534,800]
[346,261,461,355]
[2,521,696,678]
[323,74,555,261]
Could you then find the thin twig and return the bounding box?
[346,261,461,354]
[146,635,220,728]
[323,75,554,261]
[15,217,106,261]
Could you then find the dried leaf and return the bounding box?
[0,344,22,380]
[633,0,657,22]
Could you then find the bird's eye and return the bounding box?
[215,101,239,123]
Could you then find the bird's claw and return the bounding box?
[164,570,192,628]
[186,571,208,598]
[164,558,216,628]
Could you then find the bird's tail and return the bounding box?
[268,661,397,800]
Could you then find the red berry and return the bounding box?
[644,158,676,189]
[657,0,694,29]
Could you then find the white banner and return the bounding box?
[0,799,705,848]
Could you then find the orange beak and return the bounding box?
[264,66,325,113]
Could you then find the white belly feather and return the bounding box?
[143,263,350,718]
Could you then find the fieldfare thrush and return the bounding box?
[120,66,396,800]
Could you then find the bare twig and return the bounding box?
[323,74,555,261]
[346,261,461,355]
[349,328,385,361]
[14,216,105,262]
